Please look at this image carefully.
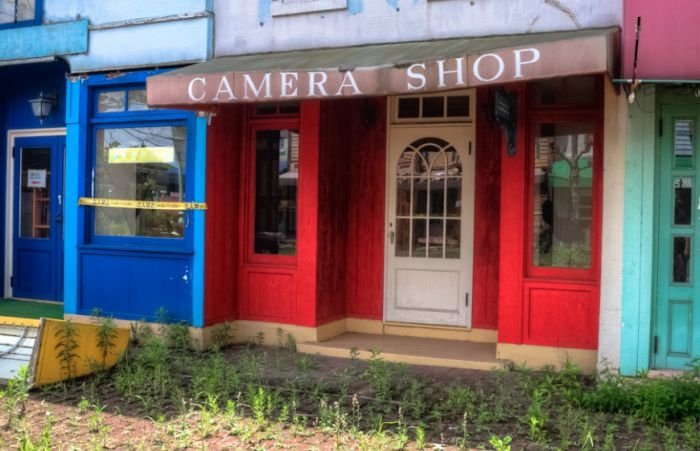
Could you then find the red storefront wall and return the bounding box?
[203,93,502,331]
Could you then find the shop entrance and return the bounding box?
[385,125,474,327]
[655,104,700,369]
[9,135,64,302]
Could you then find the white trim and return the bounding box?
[4,128,66,298]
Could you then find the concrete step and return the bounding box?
[298,332,502,371]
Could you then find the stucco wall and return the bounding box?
[597,79,627,370]
[215,0,621,57]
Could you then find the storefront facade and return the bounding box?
[148,0,624,370]
[1,1,213,326]
[617,0,700,374]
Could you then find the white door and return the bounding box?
[385,125,475,327]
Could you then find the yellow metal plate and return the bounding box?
[32,319,130,387]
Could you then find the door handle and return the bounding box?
[389,230,395,244]
[55,195,63,223]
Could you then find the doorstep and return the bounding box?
[298,332,501,371]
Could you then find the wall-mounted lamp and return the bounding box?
[28,92,57,125]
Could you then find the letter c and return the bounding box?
[188,77,207,102]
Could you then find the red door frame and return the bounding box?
[237,101,321,326]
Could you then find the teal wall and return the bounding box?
[620,87,657,375]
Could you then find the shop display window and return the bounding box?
[527,76,601,278]
[88,84,193,246]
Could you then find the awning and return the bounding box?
[147,27,618,108]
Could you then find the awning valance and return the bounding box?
[147,27,618,108]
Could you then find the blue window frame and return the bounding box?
[87,83,195,250]
[0,0,42,29]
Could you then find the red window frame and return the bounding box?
[524,93,604,282]
[243,116,301,267]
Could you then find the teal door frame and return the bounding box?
[620,88,700,375]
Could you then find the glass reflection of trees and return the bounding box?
[533,125,594,268]
[94,126,187,238]
[395,137,462,259]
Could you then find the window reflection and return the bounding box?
[254,130,299,255]
[94,126,187,238]
[673,236,691,283]
[533,123,594,268]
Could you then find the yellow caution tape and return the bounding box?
[78,197,207,210]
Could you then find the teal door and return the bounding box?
[656,105,700,369]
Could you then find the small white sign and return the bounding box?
[27,169,47,188]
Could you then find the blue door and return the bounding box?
[12,136,64,302]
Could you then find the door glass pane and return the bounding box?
[395,219,410,257]
[674,119,694,169]
[412,219,427,257]
[94,126,187,238]
[446,179,461,216]
[19,147,50,239]
[422,97,444,118]
[254,130,299,255]
[532,122,594,268]
[397,98,420,119]
[446,219,461,259]
[413,179,427,216]
[396,178,411,216]
[429,178,445,217]
[428,219,444,258]
[395,137,462,260]
[673,236,691,284]
[447,96,470,118]
[673,177,693,226]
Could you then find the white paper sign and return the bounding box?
[27,169,47,188]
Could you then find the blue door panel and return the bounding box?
[16,249,52,295]
[80,251,192,322]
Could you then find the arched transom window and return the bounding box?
[395,137,462,259]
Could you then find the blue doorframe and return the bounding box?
[12,136,64,301]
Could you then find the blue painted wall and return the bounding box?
[0,60,69,298]
[64,71,204,324]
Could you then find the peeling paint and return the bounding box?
[258,0,271,25]
[348,0,363,15]
[544,0,581,29]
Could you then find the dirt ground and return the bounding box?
[1,343,697,450]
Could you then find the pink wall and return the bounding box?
[623,0,700,79]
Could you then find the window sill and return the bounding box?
[78,244,194,256]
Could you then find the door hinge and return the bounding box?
[9,276,13,288]
[659,118,663,138]
[465,292,469,307]
[468,141,472,156]
[653,335,658,354]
